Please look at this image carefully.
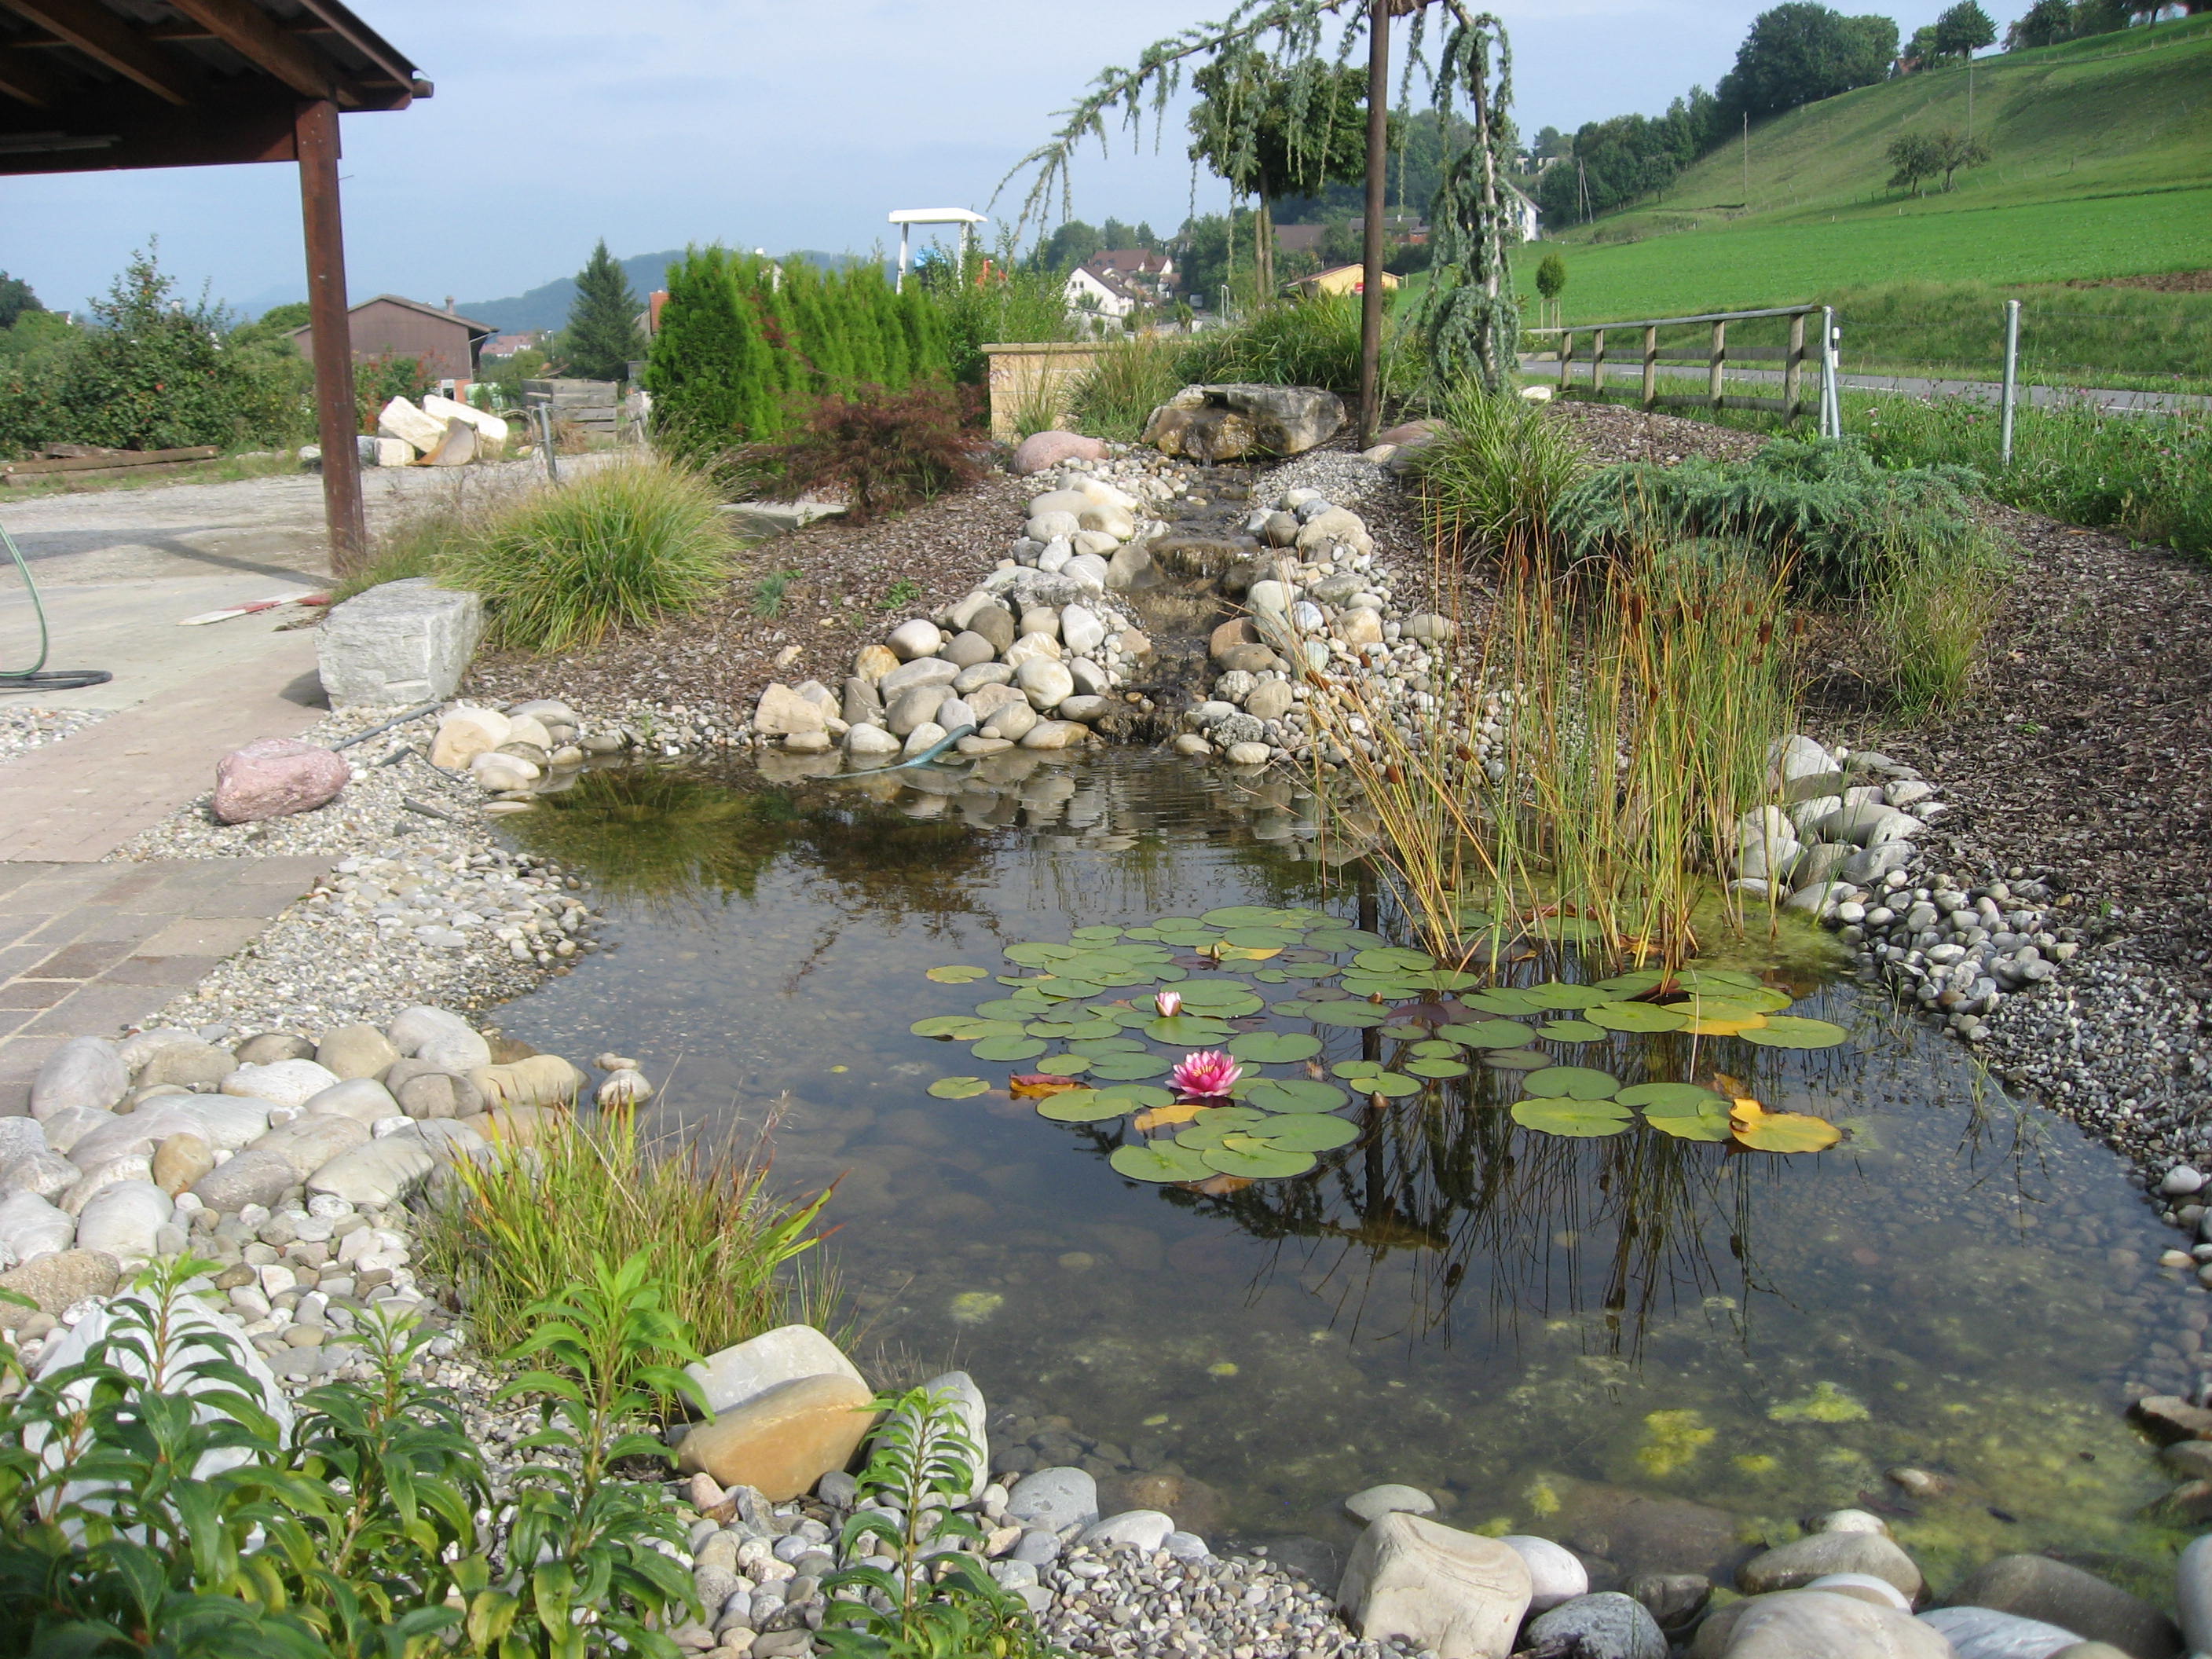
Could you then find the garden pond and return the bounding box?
[488,746,2196,1595]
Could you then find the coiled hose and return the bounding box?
[0,520,112,691]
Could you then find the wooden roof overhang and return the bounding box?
[0,0,427,178]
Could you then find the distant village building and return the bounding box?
[481,331,546,359]
[1064,261,1150,322]
[1294,265,1402,298]
[1089,247,1176,297]
[288,294,496,382]
[1503,183,1540,243]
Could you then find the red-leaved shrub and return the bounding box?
[771,383,986,523]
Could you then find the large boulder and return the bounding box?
[31,1038,128,1119]
[1917,1605,2086,1657]
[675,1375,878,1501]
[1141,384,1345,463]
[319,578,485,707]
[188,1148,297,1212]
[212,738,349,824]
[1338,1514,1533,1659]
[685,1324,866,1415]
[1522,1592,1666,1659]
[316,1024,400,1081]
[467,1055,585,1109]
[1011,430,1108,475]
[1697,1591,1955,1659]
[224,1059,340,1108]
[306,1133,436,1205]
[0,1244,114,1324]
[72,1180,172,1262]
[1738,1532,1922,1601]
[753,683,826,738]
[1943,1557,2177,1659]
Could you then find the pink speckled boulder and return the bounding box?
[211,738,349,824]
[1011,430,1108,476]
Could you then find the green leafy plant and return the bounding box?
[1551,437,1982,595]
[880,577,921,612]
[753,567,800,618]
[820,1387,1052,1659]
[491,1252,705,1659]
[442,455,737,653]
[420,1109,838,1357]
[1411,378,1592,562]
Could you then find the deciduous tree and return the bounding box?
[1716,2,1899,123]
[1933,0,1998,56]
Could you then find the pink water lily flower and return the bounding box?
[1170,1049,1242,1100]
[1155,988,1184,1018]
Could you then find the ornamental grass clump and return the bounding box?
[1410,377,1592,563]
[443,456,735,654]
[420,1108,838,1357]
[1068,334,1188,442]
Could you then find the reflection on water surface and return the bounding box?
[493,750,2192,1594]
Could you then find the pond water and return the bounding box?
[489,748,2194,1596]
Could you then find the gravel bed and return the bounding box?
[0,704,107,767]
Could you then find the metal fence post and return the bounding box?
[2000,298,2021,466]
[1784,311,1806,421]
[1818,306,1839,439]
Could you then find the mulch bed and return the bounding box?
[1557,400,2212,998]
[466,474,1032,717]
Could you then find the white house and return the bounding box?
[1064,262,1146,323]
[1503,183,1540,244]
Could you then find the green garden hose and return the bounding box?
[0,521,112,691]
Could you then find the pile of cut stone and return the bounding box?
[0,1009,622,1383]
[1757,734,2071,1049]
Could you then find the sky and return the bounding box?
[0,0,1965,317]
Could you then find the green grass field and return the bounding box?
[1509,16,2212,342]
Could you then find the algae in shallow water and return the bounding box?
[1638,1409,1719,1477]
[1767,1380,1871,1423]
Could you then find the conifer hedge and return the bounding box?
[644,247,953,455]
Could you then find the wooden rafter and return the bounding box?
[0,40,64,104]
[163,0,356,104]
[0,0,192,104]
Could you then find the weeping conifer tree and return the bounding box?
[999,0,1520,408]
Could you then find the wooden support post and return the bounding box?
[1356,0,1390,448]
[1785,312,1805,420]
[1591,328,1606,394]
[1642,324,1658,408]
[1708,319,1727,411]
[296,97,364,577]
[1558,331,1574,390]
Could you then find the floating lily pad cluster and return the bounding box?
[909,906,1851,1185]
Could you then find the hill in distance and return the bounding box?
[462,247,867,334]
[1518,15,2212,322]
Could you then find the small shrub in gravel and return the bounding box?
[769,383,988,524]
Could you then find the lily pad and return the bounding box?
[1617,1082,1730,1111]
[1226,1031,1324,1064]
[1086,1052,1175,1081]
[1070,925,1125,943]
[927,1076,989,1099]
[911,1015,987,1038]
[1404,1056,1471,1079]
[1520,1065,1620,1100]
[1595,970,1668,995]
[1378,1021,1434,1043]
[1175,1108,1271,1148]
[1109,1141,1216,1182]
[1739,1016,1850,1050]
[1358,1073,1424,1099]
[1245,1079,1351,1115]
[1275,961,1344,979]
[1033,1053,1093,1076]
[1730,1099,1843,1152]
[1038,1089,1132,1122]
[1522,983,1616,1009]
[975,997,1052,1021]
[1068,1035,1148,1057]
[1093,1084,1175,1111]
[1485,1049,1552,1071]
[1354,947,1437,973]
[1437,1020,1540,1049]
[972,1035,1047,1063]
[1541,1020,1607,1043]
[1304,926,1386,950]
[1145,1015,1237,1045]
[1306,1002,1390,1029]
[1585,1002,1690,1034]
[926,965,991,983]
[1005,942,1075,967]
[1409,1038,1464,1057]
[1203,1138,1320,1179]
[1511,1097,1635,1137]
[1463,989,1546,1016]
[1254,1115,1362,1152]
[1645,1105,1736,1141]
[1199,904,1289,927]
[1332,1060,1384,1080]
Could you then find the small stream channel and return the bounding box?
[486,749,2197,1599]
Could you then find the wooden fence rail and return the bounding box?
[1524,302,1825,420]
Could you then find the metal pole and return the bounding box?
[535,405,559,482]
[1819,308,1840,438]
[897,224,910,295]
[2000,297,2020,465]
[295,98,365,577]
[1356,0,1390,448]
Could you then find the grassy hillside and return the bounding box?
[1514,16,2212,327]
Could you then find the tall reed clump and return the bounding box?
[441,456,735,653]
[1182,291,1415,405]
[1314,543,1800,970]
[1870,518,2012,719]
[1067,335,1188,443]
[1410,378,1591,562]
[419,1110,838,1357]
